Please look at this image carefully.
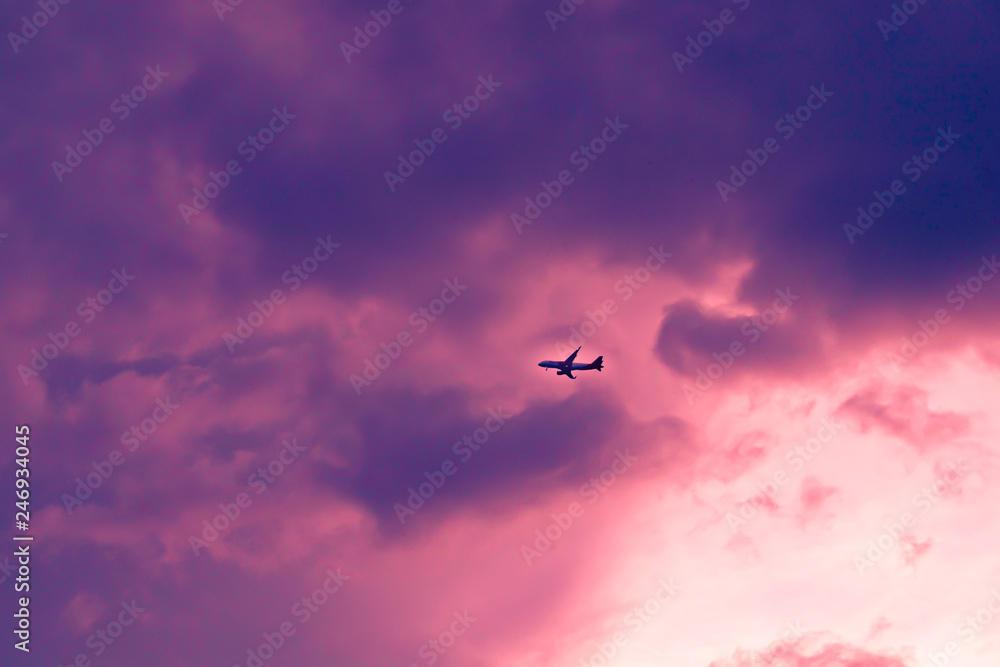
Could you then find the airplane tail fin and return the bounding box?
[590,356,603,372]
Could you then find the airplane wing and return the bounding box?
[565,370,575,379]
[563,346,581,365]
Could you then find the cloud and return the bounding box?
[836,384,970,450]
[710,637,911,667]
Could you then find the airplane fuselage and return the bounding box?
[538,361,597,371]
[538,348,603,379]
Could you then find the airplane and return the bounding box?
[538,346,604,379]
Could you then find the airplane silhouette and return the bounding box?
[538,346,603,379]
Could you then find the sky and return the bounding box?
[1,0,999,666]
